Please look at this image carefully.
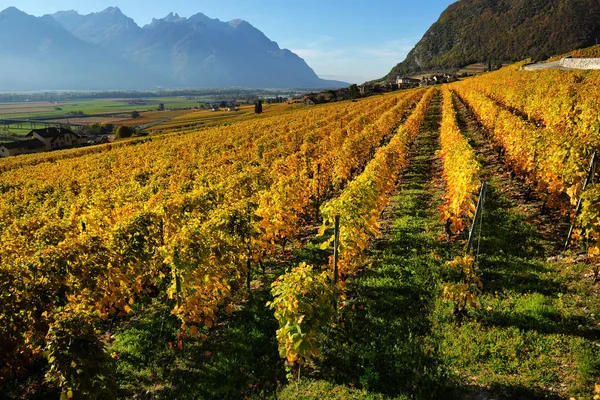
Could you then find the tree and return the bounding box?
[87,123,102,136]
[348,84,360,99]
[101,123,115,135]
[158,103,165,111]
[131,110,140,119]
[116,125,132,138]
[316,93,330,103]
[254,100,263,114]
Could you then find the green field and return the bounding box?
[0,96,215,136]
[0,97,208,118]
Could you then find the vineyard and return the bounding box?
[1,64,600,399]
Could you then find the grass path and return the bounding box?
[286,92,450,398]
[432,95,600,399]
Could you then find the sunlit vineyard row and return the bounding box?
[438,87,482,234]
[272,87,436,364]
[451,67,599,260]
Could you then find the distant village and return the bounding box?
[297,73,458,106]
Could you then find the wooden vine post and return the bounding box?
[175,270,185,356]
[332,215,340,286]
[330,215,341,310]
[466,181,488,258]
[564,151,598,251]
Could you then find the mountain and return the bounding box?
[0,7,165,90]
[51,7,142,51]
[0,6,346,90]
[385,0,600,79]
[124,13,338,88]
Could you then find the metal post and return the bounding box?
[332,215,340,286]
[565,152,598,250]
[466,182,488,254]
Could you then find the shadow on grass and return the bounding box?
[468,182,600,340]
[476,300,600,341]
[464,383,563,400]
[475,184,564,296]
[111,288,285,400]
[311,94,456,398]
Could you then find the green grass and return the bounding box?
[0,97,203,120]
[1,122,52,137]
[109,289,285,399]
[429,95,600,399]
[293,93,451,398]
[432,177,600,397]
[279,379,402,400]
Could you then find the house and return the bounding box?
[26,127,81,150]
[0,138,46,158]
[396,76,421,88]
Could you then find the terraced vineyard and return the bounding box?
[1,66,599,400]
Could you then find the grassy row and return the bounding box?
[320,87,437,277]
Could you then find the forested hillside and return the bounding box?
[385,0,600,78]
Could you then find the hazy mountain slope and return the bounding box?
[0,7,165,90]
[130,15,339,87]
[51,7,142,51]
[385,0,600,78]
[45,8,347,89]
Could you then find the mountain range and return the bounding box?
[385,0,600,79]
[0,6,346,91]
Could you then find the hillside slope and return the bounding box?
[385,0,600,79]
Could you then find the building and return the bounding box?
[396,76,421,88]
[25,127,81,150]
[0,138,46,157]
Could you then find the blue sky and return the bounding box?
[0,0,456,83]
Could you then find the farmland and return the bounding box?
[0,97,198,118]
[0,96,292,138]
[1,62,600,400]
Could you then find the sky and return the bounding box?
[0,0,456,83]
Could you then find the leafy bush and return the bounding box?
[268,263,334,368]
[45,309,116,399]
